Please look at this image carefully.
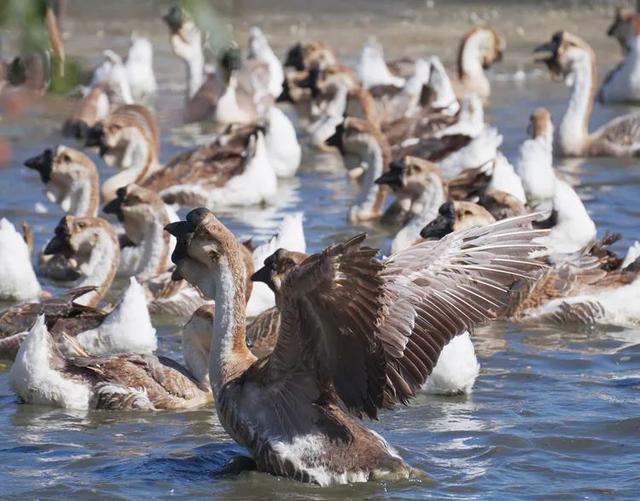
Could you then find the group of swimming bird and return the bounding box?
[1,3,640,486]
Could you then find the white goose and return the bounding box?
[124,36,157,103]
[535,31,640,157]
[516,107,556,210]
[356,39,405,90]
[0,219,42,303]
[247,27,284,99]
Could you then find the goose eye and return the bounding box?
[77,222,87,230]
[464,210,473,216]
[60,153,71,163]
[208,249,220,260]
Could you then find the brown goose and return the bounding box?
[165,207,547,485]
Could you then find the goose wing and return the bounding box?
[591,112,640,154]
[263,216,548,418]
[71,354,209,409]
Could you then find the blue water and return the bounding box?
[0,1,639,499]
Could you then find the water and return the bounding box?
[1,0,640,498]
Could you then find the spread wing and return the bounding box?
[378,213,548,404]
[592,112,640,152]
[266,234,387,419]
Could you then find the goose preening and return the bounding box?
[0,278,156,361]
[9,315,209,411]
[165,207,547,485]
[0,218,42,303]
[535,31,640,157]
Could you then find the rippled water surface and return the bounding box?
[1,1,640,498]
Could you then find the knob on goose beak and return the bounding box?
[420,201,455,240]
[24,149,53,183]
[103,186,127,222]
[325,122,345,153]
[84,123,108,155]
[375,161,405,189]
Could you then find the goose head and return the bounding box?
[325,116,390,169]
[87,105,158,171]
[534,31,595,84]
[250,248,308,293]
[24,146,99,215]
[166,208,245,300]
[457,26,505,77]
[420,201,495,239]
[375,156,441,198]
[44,215,116,262]
[607,7,637,52]
[283,41,336,71]
[527,107,553,142]
[104,184,169,243]
[163,6,203,62]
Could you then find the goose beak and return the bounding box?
[43,233,73,256]
[103,197,124,221]
[24,149,53,183]
[325,123,345,153]
[375,165,404,189]
[420,214,454,240]
[276,78,292,103]
[84,124,107,155]
[250,265,276,292]
[533,41,556,54]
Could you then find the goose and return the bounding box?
[356,39,405,90]
[506,251,640,327]
[124,36,157,103]
[245,212,306,318]
[486,153,526,205]
[325,116,391,222]
[42,215,121,308]
[599,12,640,104]
[532,180,596,257]
[85,104,161,202]
[62,86,111,140]
[9,315,210,411]
[247,27,284,99]
[607,7,637,54]
[535,31,640,157]
[454,27,505,101]
[103,184,174,278]
[515,107,556,210]
[283,41,337,72]
[0,278,156,361]
[263,105,301,178]
[420,201,496,240]
[24,145,100,218]
[165,208,546,485]
[90,50,134,105]
[0,218,42,303]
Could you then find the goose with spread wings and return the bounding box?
[166,208,548,486]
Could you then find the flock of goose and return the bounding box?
[1,3,640,487]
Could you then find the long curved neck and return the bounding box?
[352,138,386,218]
[408,176,446,225]
[185,51,205,100]
[458,33,488,87]
[209,254,255,396]
[559,52,596,156]
[127,213,170,278]
[76,232,120,307]
[67,178,99,217]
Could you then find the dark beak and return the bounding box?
[532,210,558,230]
[276,78,292,103]
[103,197,124,221]
[84,123,107,155]
[533,41,556,54]
[420,214,454,240]
[165,221,196,267]
[375,163,405,189]
[162,5,184,31]
[284,43,305,71]
[24,149,53,183]
[250,265,275,292]
[325,122,345,153]
[43,233,73,256]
